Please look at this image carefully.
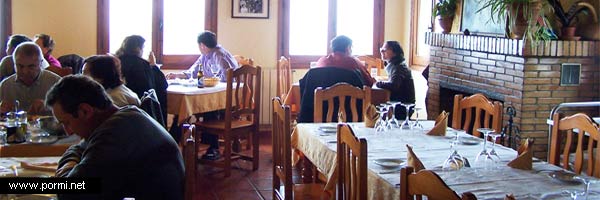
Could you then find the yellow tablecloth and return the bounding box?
[292,122,600,199]
[167,82,228,124]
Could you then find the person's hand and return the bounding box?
[56,161,77,177]
[165,73,177,80]
[148,51,156,66]
[28,99,46,115]
[0,101,14,114]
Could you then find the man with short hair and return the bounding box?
[0,42,60,115]
[47,75,184,200]
[316,35,375,86]
[34,33,62,67]
[0,34,32,80]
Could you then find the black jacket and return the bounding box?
[119,55,168,122]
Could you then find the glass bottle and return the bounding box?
[197,70,204,88]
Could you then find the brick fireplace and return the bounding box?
[425,33,600,159]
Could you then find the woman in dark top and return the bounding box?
[376,41,415,120]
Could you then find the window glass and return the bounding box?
[163,0,205,54]
[337,0,374,55]
[289,0,328,55]
[109,0,153,58]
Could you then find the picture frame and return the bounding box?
[232,0,269,19]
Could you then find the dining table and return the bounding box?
[166,80,229,125]
[292,121,600,200]
[0,156,60,199]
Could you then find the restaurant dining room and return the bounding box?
[0,0,599,199]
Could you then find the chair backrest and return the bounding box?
[297,67,365,123]
[549,113,600,177]
[276,56,292,99]
[57,54,84,74]
[357,55,383,76]
[337,124,367,200]
[314,83,371,123]
[45,66,73,77]
[400,166,476,200]
[225,64,261,128]
[452,93,503,138]
[272,97,293,200]
[178,124,196,200]
[140,89,166,128]
[234,55,255,66]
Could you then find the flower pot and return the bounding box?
[439,16,454,34]
[561,26,578,40]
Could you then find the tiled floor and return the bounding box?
[192,133,275,200]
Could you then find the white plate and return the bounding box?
[459,137,481,145]
[318,126,337,133]
[548,171,581,184]
[28,135,57,144]
[374,158,405,168]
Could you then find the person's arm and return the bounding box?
[166,57,200,79]
[56,141,86,177]
[376,64,405,90]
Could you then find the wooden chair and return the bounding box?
[178,124,196,200]
[337,123,367,200]
[276,56,292,99]
[46,66,73,77]
[196,64,261,177]
[314,83,371,123]
[357,55,383,76]
[400,166,477,200]
[272,97,324,200]
[452,93,503,138]
[234,55,254,66]
[0,143,71,157]
[549,113,600,177]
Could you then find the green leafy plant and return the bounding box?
[549,0,594,28]
[433,0,458,18]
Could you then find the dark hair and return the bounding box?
[197,31,217,48]
[84,55,124,90]
[331,35,352,53]
[13,42,43,64]
[34,34,55,54]
[45,75,113,117]
[385,41,405,63]
[7,34,32,49]
[115,35,145,57]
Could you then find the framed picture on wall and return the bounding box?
[232,0,269,19]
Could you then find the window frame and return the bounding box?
[97,0,218,70]
[0,0,11,58]
[278,0,385,69]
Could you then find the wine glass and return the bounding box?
[374,105,388,132]
[400,103,415,130]
[563,190,586,200]
[442,130,465,170]
[475,128,495,166]
[487,132,502,160]
[210,62,221,78]
[412,107,424,130]
[575,176,599,200]
[387,101,402,128]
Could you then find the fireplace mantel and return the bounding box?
[424,32,600,159]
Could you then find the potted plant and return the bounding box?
[548,0,596,40]
[433,0,458,33]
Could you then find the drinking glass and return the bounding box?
[387,101,402,128]
[400,103,415,130]
[442,130,465,170]
[487,132,502,160]
[374,105,388,132]
[475,128,495,165]
[210,62,221,78]
[563,190,585,200]
[575,176,599,200]
[412,107,424,130]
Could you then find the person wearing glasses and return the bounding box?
[315,35,375,87]
[376,41,415,120]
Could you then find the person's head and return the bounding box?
[34,34,55,56]
[197,31,217,54]
[82,55,124,90]
[380,41,404,62]
[5,34,32,55]
[331,35,353,55]
[45,75,114,138]
[13,42,44,86]
[115,35,145,57]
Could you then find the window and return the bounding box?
[98,0,217,69]
[280,0,384,68]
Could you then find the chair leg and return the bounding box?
[252,130,259,170]
[223,134,232,177]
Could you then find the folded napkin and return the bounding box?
[406,144,425,172]
[507,138,534,170]
[426,111,449,136]
[338,111,346,123]
[504,194,516,200]
[364,104,379,128]
[20,161,58,172]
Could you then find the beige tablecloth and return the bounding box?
[292,122,600,200]
[167,82,228,124]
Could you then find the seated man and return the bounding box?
[34,33,62,67]
[0,42,61,115]
[316,35,375,87]
[0,34,31,81]
[47,75,184,200]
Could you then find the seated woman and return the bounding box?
[376,41,415,120]
[83,55,140,107]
